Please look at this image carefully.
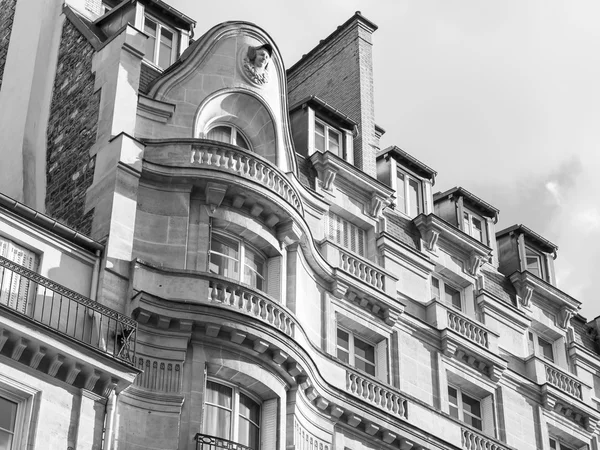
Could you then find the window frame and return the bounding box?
[527,331,555,363]
[431,276,463,311]
[208,230,268,293]
[448,385,483,431]
[462,209,487,245]
[314,118,343,157]
[549,437,575,450]
[142,14,178,70]
[203,378,261,448]
[525,246,547,280]
[395,167,423,218]
[336,326,377,377]
[206,124,252,151]
[0,377,38,450]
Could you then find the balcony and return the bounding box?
[142,138,304,222]
[194,434,253,450]
[525,355,599,431]
[0,255,136,365]
[461,427,509,450]
[319,240,401,324]
[346,368,408,420]
[427,301,506,381]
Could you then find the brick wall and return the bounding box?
[0,0,18,92]
[46,19,100,234]
[139,63,161,94]
[287,15,378,177]
[383,211,421,250]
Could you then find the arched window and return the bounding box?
[203,379,260,449]
[207,125,251,150]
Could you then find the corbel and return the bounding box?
[369,194,384,218]
[558,306,574,329]
[424,229,439,252]
[512,279,534,308]
[205,182,228,213]
[467,252,485,276]
[322,168,337,191]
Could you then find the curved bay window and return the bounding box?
[209,232,267,292]
[207,125,251,150]
[203,380,260,449]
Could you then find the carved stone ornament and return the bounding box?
[242,44,273,85]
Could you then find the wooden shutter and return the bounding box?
[376,339,389,383]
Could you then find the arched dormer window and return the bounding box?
[207,125,251,151]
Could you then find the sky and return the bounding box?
[169,0,600,320]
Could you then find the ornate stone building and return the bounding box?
[0,0,599,449]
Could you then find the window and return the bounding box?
[209,232,267,292]
[324,211,365,257]
[0,395,17,450]
[207,125,251,150]
[431,277,462,311]
[314,119,342,157]
[396,169,422,218]
[463,211,486,244]
[0,237,38,314]
[337,328,376,376]
[525,247,546,279]
[549,438,575,450]
[448,386,483,431]
[203,380,260,449]
[528,332,554,362]
[143,16,176,70]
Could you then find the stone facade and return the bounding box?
[0,1,599,450]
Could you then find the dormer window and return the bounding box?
[143,15,177,70]
[525,246,546,279]
[463,210,485,244]
[314,119,342,157]
[396,168,422,218]
[207,125,251,150]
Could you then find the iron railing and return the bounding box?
[194,434,253,450]
[0,255,137,365]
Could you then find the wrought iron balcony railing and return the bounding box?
[194,434,253,450]
[0,255,137,365]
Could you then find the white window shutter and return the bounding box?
[260,398,278,450]
[1,239,38,314]
[481,394,495,437]
[376,339,388,383]
[266,256,281,301]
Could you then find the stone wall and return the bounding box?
[46,19,99,234]
[0,0,18,92]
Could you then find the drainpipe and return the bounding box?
[103,390,117,450]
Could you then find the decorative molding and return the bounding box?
[424,229,439,252]
[293,417,330,450]
[323,168,337,191]
[467,252,486,276]
[135,357,182,393]
[558,306,573,329]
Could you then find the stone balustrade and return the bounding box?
[447,310,489,349]
[462,428,508,450]
[544,363,583,400]
[346,370,408,420]
[190,143,302,211]
[208,279,295,338]
[339,250,386,292]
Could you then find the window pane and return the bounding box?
[408,178,420,217]
[237,417,260,449]
[244,248,266,292]
[355,358,376,376]
[354,337,375,364]
[448,387,458,406]
[143,19,157,62]
[315,122,325,152]
[235,132,250,150]
[431,278,440,300]
[206,381,233,408]
[449,405,459,419]
[471,217,483,242]
[463,212,470,233]
[239,393,260,425]
[0,430,13,450]
[0,397,16,431]
[337,329,349,351]
[549,439,557,450]
[158,27,173,69]
[538,337,554,362]
[444,284,461,310]
[209,234,239,280]
[328,130,340,156]
[465,415,482,431]
[461,393,481,419]
[203,405,232,440]
[207,126,233,145]
[396,173,406,214]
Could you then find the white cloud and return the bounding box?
[574,208,600,233]
[545,181,562,206]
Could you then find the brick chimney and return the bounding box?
[287,12,378,178]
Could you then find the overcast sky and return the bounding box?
[169,0,600,320]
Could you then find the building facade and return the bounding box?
[0,1,600,450]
